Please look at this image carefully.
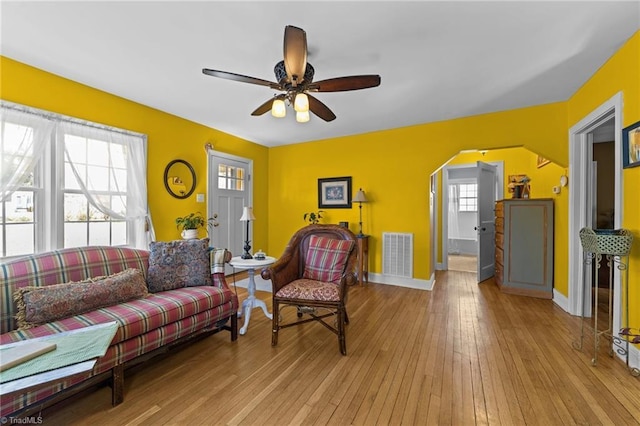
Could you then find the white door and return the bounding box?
[476,161,497,282]
[208,151,252,274]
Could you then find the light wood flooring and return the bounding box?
[447,255,477,273]
[42,271,640,425]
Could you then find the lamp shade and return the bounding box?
[294,93,309,112]
[353,189,368,203]
[296,110,310,123]
[271,99,286,118]
[239,206,256,221]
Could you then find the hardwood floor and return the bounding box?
[42,271,640,425]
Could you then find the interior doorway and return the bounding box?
[567,92,622,335]
[441,161,504,278]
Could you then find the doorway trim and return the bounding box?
[440,161,504,271]
[567,92,623,319]
[207,149,253,274]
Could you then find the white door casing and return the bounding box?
[440,161,503,275]
[567,92,622,327]
[207,150,253,274]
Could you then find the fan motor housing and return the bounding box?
[274,60,315,86]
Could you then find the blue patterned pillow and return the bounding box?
[147,238,212,293]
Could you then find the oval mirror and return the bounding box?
[164,159,196,199]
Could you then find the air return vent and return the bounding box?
[382,232,413,278]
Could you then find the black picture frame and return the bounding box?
[318,177,352,209]
[623,120,640,168]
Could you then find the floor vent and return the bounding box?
[382,232,413,278]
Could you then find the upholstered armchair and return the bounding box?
[261,224,358,355]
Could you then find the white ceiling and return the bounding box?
[1,1,639,147]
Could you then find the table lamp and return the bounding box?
[239,207,256,259]
[353,188,368,237]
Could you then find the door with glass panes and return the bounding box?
[208,152,252,274]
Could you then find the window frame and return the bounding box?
[457,182,478,213]
[0,101,148,259]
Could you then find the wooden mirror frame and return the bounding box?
[164,159,196,199]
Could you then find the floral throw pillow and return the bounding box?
[302,235,354,284]
[14,268,148,329]
[147,238,212,293]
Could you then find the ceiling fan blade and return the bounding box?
[202,68,281,89]
[283,26,307,86]
[251,98,275,116]
[307,75,381,92]
[308,94,336,122]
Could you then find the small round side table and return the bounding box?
[229,256,276,335]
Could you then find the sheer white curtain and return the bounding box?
[59,121,154,249]
[448,184,461,255]
[0,107,54,202]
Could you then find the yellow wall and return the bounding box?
[267,103,567,283]
[2,29,638,325]
[567,31,640,333]
[0,56,269,248]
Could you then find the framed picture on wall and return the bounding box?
[318,177,352,208]
[623,120,640,168]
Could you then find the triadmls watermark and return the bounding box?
[0,416,44,425]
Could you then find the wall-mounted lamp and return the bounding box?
[239,207,256,259]
[353,188,368,237]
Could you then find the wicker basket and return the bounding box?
[579,228,633,256]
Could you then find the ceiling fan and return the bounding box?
[202,25,381,123]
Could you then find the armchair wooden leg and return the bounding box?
[338,308,347,356]
[271,299,279,346]
[344,309,349,325]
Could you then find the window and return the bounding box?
[63,132,128,248]
[0,101,150,258]
[458,183,477,212]
[217,163,245,191]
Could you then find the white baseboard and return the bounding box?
[628,343,640,372]
[553,289,570,313]
[436,262,445,271]
[368,272,434,291]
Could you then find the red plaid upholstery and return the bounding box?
[1,246,148,334]
[302,235,354,284]
[0,246,237,416]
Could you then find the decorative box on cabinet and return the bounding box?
[494,199,554,299]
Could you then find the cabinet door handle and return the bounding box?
[474,226,487,231]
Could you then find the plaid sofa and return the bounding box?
[0,246,238,416]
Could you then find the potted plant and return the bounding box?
[175,212,218,239]
[303,210,325,225]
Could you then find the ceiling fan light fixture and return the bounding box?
[294,93,309,112]
[271,98,286,118]
[296,110,310,123]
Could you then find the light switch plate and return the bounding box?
[196,193,205,203]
